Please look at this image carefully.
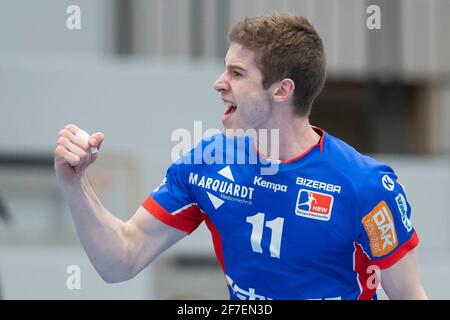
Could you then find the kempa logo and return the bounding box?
[253,176,287,193]
[188,166,254,209]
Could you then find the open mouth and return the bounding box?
[221,99,238,123]
[224,103,237,116]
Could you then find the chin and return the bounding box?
[223,124,254,138]
[222,123,237,136]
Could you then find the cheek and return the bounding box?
[238,99,270,125]
[238,86,267,107]
[233,83,271,119]
[246,91,271,112]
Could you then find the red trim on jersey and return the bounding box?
[372,231,419,270]
[354,232,419,299]
[253,126,325,163]
[142,196,204,234]
[203,215,226,273]
[311,126,325,154]
[354,243,378,300]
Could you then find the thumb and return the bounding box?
[89,132,105,150]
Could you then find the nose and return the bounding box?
[213,71,230,93]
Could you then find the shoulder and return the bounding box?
[324,133,397,193]
[324,133,408,225]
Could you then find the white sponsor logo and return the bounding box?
[296,177,341,194]
[226,274,341,300]
[395,193,412,232]
[189,166,254,208]
[382,175,395,191]
[253,176,287,193]
[225,274,273,300]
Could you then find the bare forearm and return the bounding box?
[59,173,131,282]
[385,285,428,300]
[381,250,428,300]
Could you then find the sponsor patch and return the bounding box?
[362,201,398,257]
[295,189,333,221]
[395,193,413,232]
[296,177,341,194]
[253,176,288,193]
[189,168,255,209]
[382,175,395,191]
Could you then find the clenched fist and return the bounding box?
[55,124,104,182]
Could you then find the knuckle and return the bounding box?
[65,124,79,132]
[57,129,70,138]
[55,146,66,158]
[57,137,68,146]
[79,150,88,159]
[73,156,81,166]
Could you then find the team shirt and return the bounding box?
[142,127,419,300]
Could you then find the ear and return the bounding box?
[272,78,295,103]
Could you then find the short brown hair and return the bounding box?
[228,14,326,116]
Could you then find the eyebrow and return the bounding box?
[224,60,247,72]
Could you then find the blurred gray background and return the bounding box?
[0,0,449,299]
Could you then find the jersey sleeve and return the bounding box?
[142,159,204,235]
[356,168,419,270]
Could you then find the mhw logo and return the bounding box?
[295,189,333,221]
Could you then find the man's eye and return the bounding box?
[232,71,242,78]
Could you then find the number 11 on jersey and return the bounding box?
[246,213,284,259]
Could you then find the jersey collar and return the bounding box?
[254,126,326,164]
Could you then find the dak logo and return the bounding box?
[362,201,398,257]
[295,189,333,221]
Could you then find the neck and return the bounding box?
[254,115,321,162]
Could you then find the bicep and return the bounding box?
[124,205,187,278]
[380,249,428,299]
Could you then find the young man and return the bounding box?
[55,15,427,300]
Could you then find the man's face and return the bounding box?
[214,42,274,131]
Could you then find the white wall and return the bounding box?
[0,0,115,56]
[0,246,153,299]
[132,0,450,78]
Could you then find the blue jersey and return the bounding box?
[143,127,419,300]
